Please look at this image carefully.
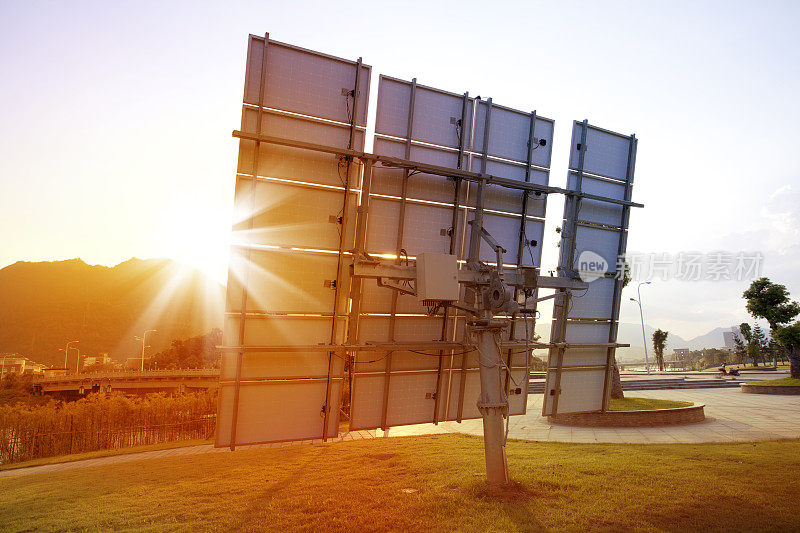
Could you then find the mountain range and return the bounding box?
[533,323,732,361]
[1,257,733,367]
[0,258,224,367]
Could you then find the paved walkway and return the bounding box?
[2,388,798,478]
[392,388,800,444]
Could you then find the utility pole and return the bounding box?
[135,330,157,372]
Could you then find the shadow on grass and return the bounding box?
[466,479,551,530]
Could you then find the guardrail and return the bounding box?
[35,369,220,383]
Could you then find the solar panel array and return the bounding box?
[348,76,554,429]
[542,121,638,415]
[216,34,640,446]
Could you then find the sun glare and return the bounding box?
[158,214,232,284]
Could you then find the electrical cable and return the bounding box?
[345,92,353,133]
[524,231,537,269]
[494,334,518,387]
[409,348,476,357]
[351,351,392,365]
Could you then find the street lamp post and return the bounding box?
[630,281,652,373]
[135,330,157,372]
[74,347,82,374]
[62,340,79,373]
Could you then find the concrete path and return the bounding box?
[2,388,798,478]
[391,388,800,444]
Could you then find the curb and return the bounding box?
[741,383,800,395]
[547,404,706,427]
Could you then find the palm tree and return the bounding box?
[652,329,669,371]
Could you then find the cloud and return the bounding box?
[761,184,800,253]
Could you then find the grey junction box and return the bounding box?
[415,253,459,302]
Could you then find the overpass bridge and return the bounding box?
[34,369,220,397]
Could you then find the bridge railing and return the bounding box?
[35,368,221,383]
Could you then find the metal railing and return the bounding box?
[0,416,216,464]
[35,368,220,383]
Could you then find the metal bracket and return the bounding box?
[376,277,416,296]
[468,220,507,270]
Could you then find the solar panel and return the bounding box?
[216,35,371,447]
[542,121,638,416]
[349,75,554,430]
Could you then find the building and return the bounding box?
[723,327,739,350]
[0,354,47,377]
[83,353,114,369]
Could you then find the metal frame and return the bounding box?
[232,131,642,209]
[322,57,363,441]
[505,110,540,400]
[435,89,471,425]
[226,33,270,451]
[600,133,638,409]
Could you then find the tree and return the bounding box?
[774,322,800,378]
[605,259,632,401]
[739,323,752,344]
[700,348,730,368]
[739,323,759,366]
[743,278,800,331]
[732,333,747,363]
[752,324,767,366]
[652,329,668,371]
[147,329,222,370]
[609,358,624,399]
[766,338,783,363]
[743,278,800,368]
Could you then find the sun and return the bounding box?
[157,212,232,284]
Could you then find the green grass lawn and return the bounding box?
[749,377,800,386]
[2,434,799,531]
[0,438,211,472]
[608,397,693,411]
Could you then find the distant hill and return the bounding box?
[533,322,729,361]
[0,258,224,366]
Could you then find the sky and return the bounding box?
[1,0,799,341]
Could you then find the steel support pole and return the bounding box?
[466,98,492,264]
[472,322,510,487]
[322,56,363,440]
